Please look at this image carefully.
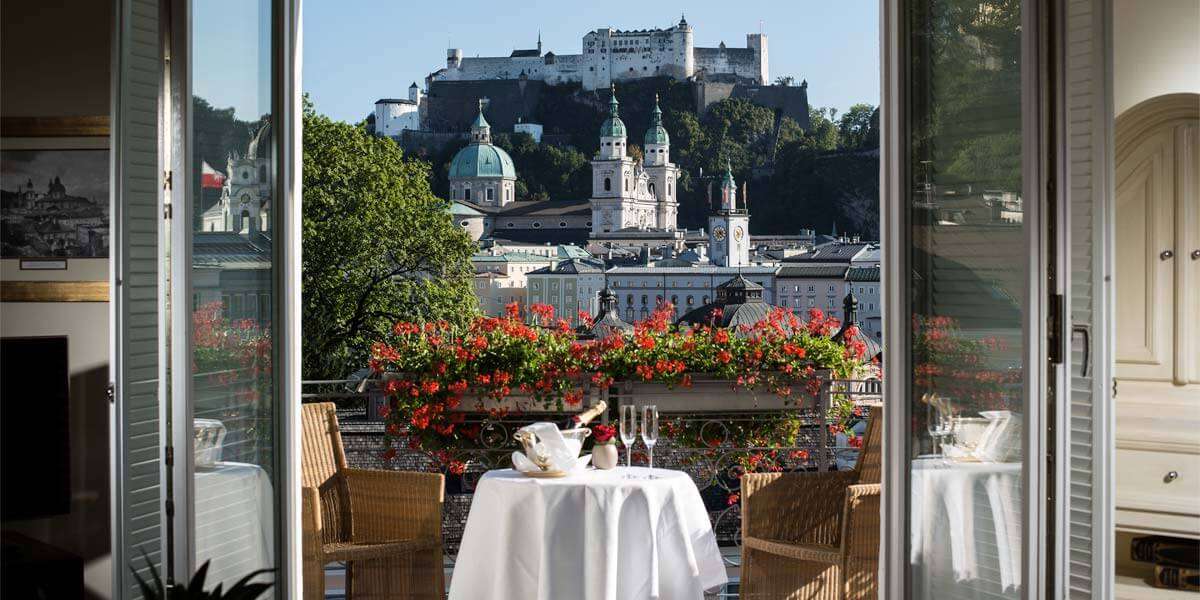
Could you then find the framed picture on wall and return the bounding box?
[0,116,111,302]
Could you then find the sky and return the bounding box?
[300,0,879,124]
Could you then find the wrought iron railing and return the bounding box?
[301,377,882,558]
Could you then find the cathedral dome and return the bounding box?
[644,96,669,145]
[449,143,516,179]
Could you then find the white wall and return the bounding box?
[1113,0,1200,116]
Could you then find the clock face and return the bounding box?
[733,226,744,241]
[713,226,726,241]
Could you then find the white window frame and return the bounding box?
[879,1,1090,597]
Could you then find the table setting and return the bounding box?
[448,402,728,600]
[910,394,1023,595]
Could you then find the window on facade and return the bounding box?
[624,179,629,191]
[559,221,567,228]
[460,220,468,227]
[533,222,541,228]
[641,295,647,305]
[486,188,494,201]
[465,188,471,201]
[604,178,611,191]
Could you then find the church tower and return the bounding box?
[708,161,750,267]
[643,94,679,230]
[590,87,655,234]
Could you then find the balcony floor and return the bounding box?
[323,545,743,599]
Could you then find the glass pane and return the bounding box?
[190,0,276,591]
[907,1,1025,598]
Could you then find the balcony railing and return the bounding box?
[301,377,882,560]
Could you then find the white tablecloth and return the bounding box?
[910,458,1022,598]
[195,462,274,590]
[449,467,727,600]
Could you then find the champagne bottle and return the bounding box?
[570,400,608,428]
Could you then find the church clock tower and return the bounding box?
[708,161,750,267]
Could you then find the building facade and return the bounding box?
[590,90,678,237]
[373,83,424,139]
[432,17,767,91]
[605,265,776,322]
[527,259,606,327]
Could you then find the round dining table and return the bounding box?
[448,466,727,600]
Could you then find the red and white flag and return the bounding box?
[201,160,226,189]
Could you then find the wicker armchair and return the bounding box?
[739,406,882,600]
[302,402,445,599]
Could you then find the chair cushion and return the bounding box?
[323,538,439,562]
[743,535,841,564]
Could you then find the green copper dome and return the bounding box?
[600,87,626,138]
[644,95,669,145]
[449,143,516,179]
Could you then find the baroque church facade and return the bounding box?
[201,121,273,234]
[589,91,678,236]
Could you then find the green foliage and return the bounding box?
[493,133,591,201]
[837,104,879,151]
[302,98,477,379]
[910,0,1022,191]
[131,551,273,600]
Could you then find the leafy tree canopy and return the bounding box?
[302,98,477,379]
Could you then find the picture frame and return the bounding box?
[1,116,111,302]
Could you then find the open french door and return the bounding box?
[879,0,1113,597]
[112,0,302,597]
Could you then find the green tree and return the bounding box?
[302,99,477,379]
[837,103,879,151]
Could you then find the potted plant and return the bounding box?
[591,423,619,469]
[131,551,274,600]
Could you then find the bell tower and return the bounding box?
[708,161,750,267]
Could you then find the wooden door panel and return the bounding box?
[1115,130,1175,380]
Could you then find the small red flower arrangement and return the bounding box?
[591,424,617,445]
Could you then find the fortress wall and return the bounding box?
[426,79,546,133]
[693,47,762,84]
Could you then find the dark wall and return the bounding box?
[1,0,112,118]
[1,2,114,598]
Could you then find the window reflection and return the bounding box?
[190,0,276,592]
[907,1,1024,597]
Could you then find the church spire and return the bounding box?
[537,30,542,55]
[471,99,491,144]
[720,160,737,211]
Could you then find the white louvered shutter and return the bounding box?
[112,0,165,597]
[1064,0,1113,597]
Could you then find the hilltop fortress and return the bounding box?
[431,16,767,91]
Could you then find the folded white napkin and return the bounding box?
[515,422,581,473]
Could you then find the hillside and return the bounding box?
[408,78,879,238]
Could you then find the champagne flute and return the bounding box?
[641,405,659,475]
[619,404,637,471]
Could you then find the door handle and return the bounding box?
[1072,323,1091,378]
[1191,249,1199,260]
[1160,250,1174,260]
